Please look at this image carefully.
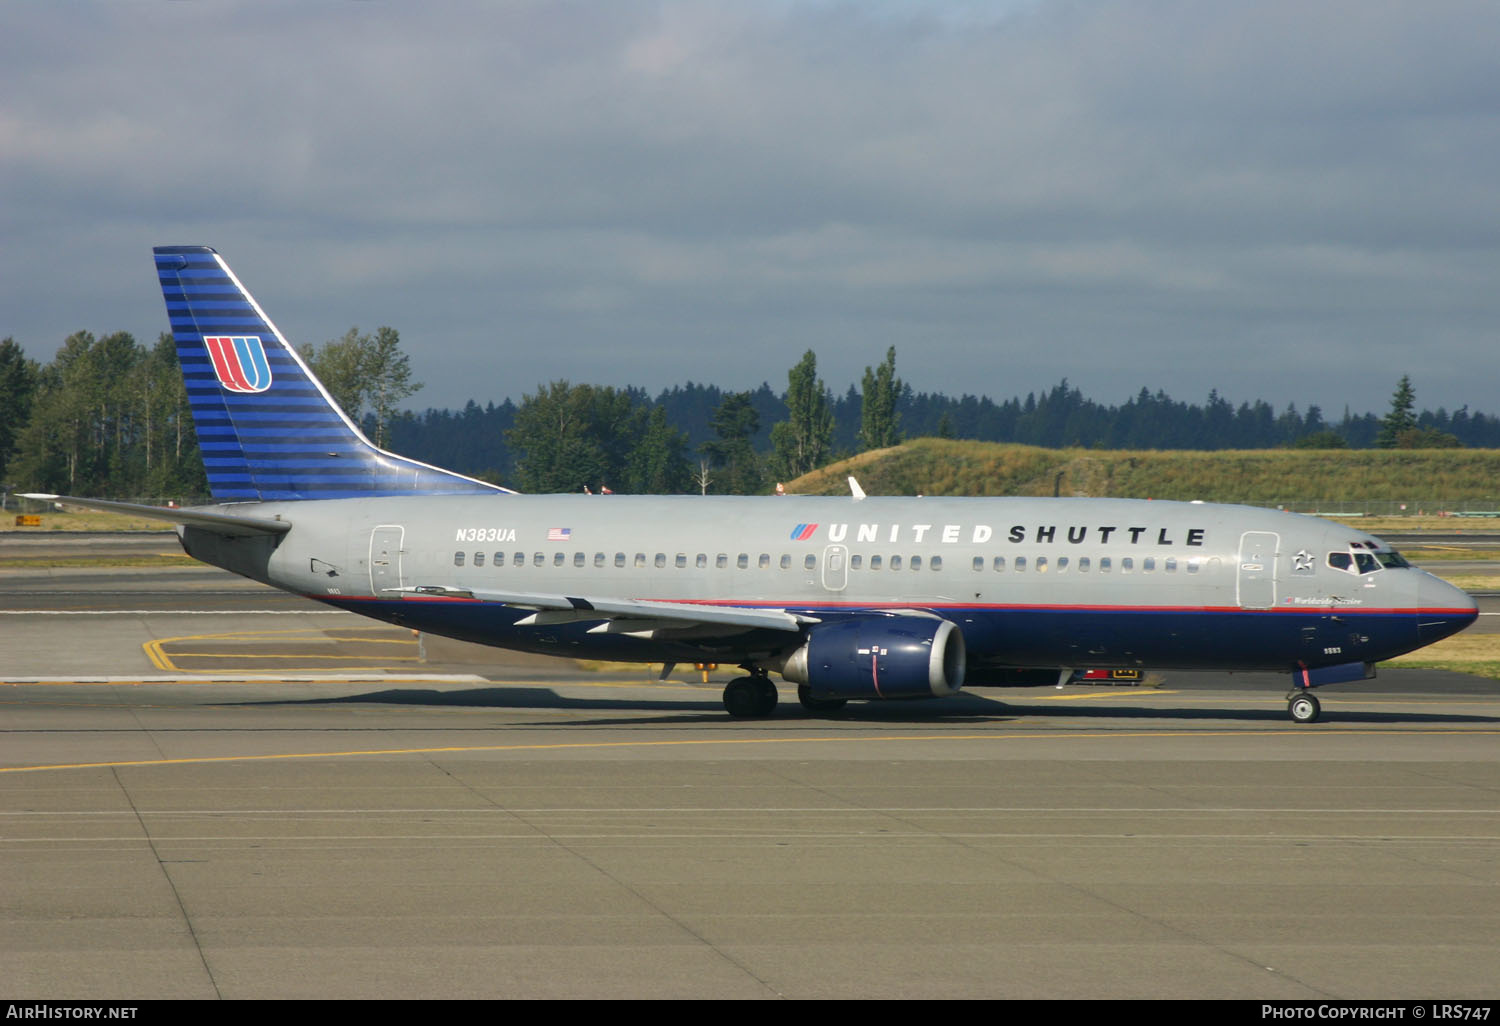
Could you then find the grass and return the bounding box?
[1398,546,1500,561]
[1386,634,1500,679]
[1,509,174,533]
[0,554,195,569]
[790,437,1500,509]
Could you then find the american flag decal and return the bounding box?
[547,527,572,541]
[204,335,272,393]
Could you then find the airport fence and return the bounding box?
[1244,500,1500,518]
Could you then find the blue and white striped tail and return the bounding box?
[155,246,508,502]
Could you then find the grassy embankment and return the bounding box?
[789,437,1500,508]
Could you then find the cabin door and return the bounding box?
[1237,531,1279,609]
[369,525,406,596]
[822,544,849,592]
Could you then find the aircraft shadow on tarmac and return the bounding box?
[215,686,1500,727]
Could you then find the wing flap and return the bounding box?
[387,584,814,634]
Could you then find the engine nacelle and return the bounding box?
[779,615,966,700]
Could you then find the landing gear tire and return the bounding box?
[1288,692,1321,724]
[723,676,778,718]
[754,676,778,716]
[797,685,848,714]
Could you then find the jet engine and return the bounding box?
[778,615,966,700]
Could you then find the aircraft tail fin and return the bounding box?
[154,246,509,502]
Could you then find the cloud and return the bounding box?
[3,0,1497,416]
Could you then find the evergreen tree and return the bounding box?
[625,405,692,494]
[0,337,39,485]
[701,391,763,495]
[859,346,902,451]
[507,381,639,493]
[1376,374,1418,449]
[769,349,833,480]
[1391,426,1461,449]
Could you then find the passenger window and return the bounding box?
[780,554,791,569]
[633,553,645,568]
[1186,558,1200,574]
[931,556,942,571]
[1015,557,1026,572]
[1100,556,1111,572]
[759,554,771,569]
[615,552,625,568]
[1165,557,1176,573]
[676,553,687,568]
[1143,557,1155,572]
[454,552,465,567]
[871,555,883,570]
[972,556,984,571]
[494,552,505,567]
[891,555,903,570]
[695,553,707,568]
[994,556,1005,572]
[911,555,922,571]
[1078,557,1090,572]
[804,554,816,570]
[554,552,565,567]
[716,554,728,569]
[654,553,666,568]
[1121,557,1133,573]
[737,553,748,569]
[851,554,863,570]
[1056,557,1068,573]
[594,552,605,568]
[513,552,523,566]
[473,552,484,567]
[533,552,544,566]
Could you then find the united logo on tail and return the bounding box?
[204,335,272,393]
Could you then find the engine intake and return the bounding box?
[780,615,966,700]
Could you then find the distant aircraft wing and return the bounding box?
[19,494,291,537]
[388,585,815,635]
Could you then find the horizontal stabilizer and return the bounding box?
[19,494,291,537]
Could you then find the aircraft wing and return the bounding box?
[388,585,816,635]
[19,494,291,537]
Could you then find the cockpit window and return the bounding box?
[1376,550,1410,569]
[1328,550,1383,575]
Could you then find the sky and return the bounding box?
[3,0,1497,418]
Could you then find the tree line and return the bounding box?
[0,328,1485,501]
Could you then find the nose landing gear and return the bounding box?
[1287,691,1321,724]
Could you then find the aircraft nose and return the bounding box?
[1417,574,1478,645]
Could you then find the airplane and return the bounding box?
[26,246,1479,724]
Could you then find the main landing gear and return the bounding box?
[723,672,779,718]
[1287,691,1321,724]
[796,685,848,714]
